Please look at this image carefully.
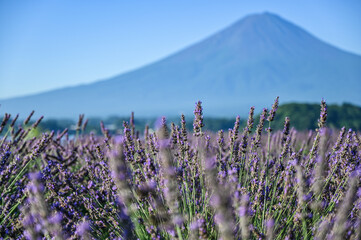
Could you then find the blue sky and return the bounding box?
[0,0,360,99]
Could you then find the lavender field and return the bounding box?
[0,98,360,239]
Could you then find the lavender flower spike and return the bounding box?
[193,101,204,137]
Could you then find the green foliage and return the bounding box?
[21,102,361,137]
[271,102,361,130]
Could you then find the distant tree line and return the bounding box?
[2,102,360,137]
[269,102,361,131]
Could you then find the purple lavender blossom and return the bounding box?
[193,101,204,137]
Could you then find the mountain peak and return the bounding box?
[229,11,297,34]
[234,12,284,25]
[245,11,281,19]
[1,13,360,118]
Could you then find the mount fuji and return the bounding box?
[1,12,361,118]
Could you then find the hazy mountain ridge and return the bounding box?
[1,12,361,118]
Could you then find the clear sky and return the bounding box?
[0,0,360,99]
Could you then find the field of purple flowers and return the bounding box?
[0,98,360,239]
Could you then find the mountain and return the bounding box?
[1,12,361,118]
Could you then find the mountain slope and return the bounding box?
[1,12,361,118]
